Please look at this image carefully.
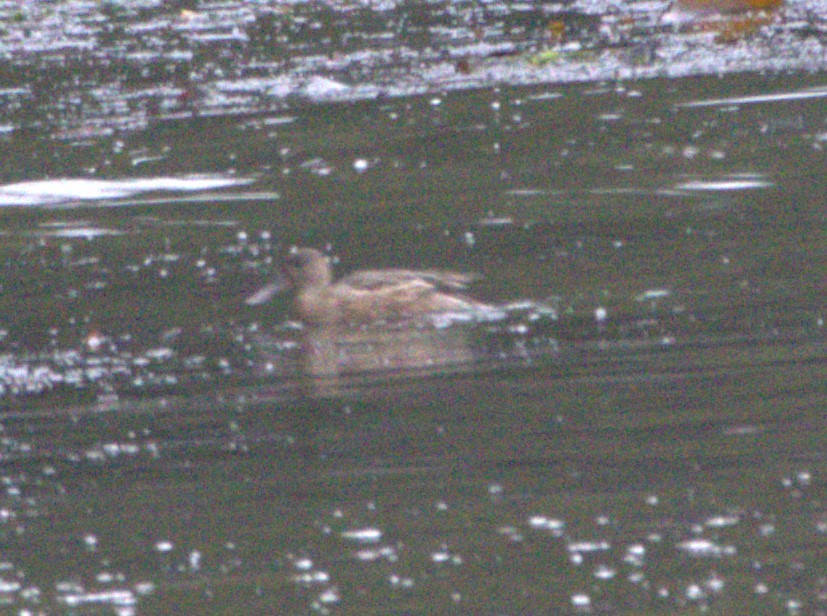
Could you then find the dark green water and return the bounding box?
[0,1,825,613]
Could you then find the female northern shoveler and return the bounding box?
[246,247,490,325]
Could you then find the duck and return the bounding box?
[245,247,491,325]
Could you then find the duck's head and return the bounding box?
[246,247,333,306]
[282,247,333,290]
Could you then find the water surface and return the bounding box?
[0,0,825,613]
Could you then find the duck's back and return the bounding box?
[338,269,477,291]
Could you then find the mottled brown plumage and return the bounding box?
[246,247,489,325]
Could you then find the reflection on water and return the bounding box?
[0,176,250,208]
[278,321,476,390]
[249,305,557,397]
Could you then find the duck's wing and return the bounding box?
[340,269,479,291]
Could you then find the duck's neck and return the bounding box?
[302,262,333,288]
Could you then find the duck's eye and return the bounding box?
[285,253,310,268]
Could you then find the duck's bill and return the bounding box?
[245,279,287,305]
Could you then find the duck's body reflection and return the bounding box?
[303,320,476,376]
[246,247,499,394]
